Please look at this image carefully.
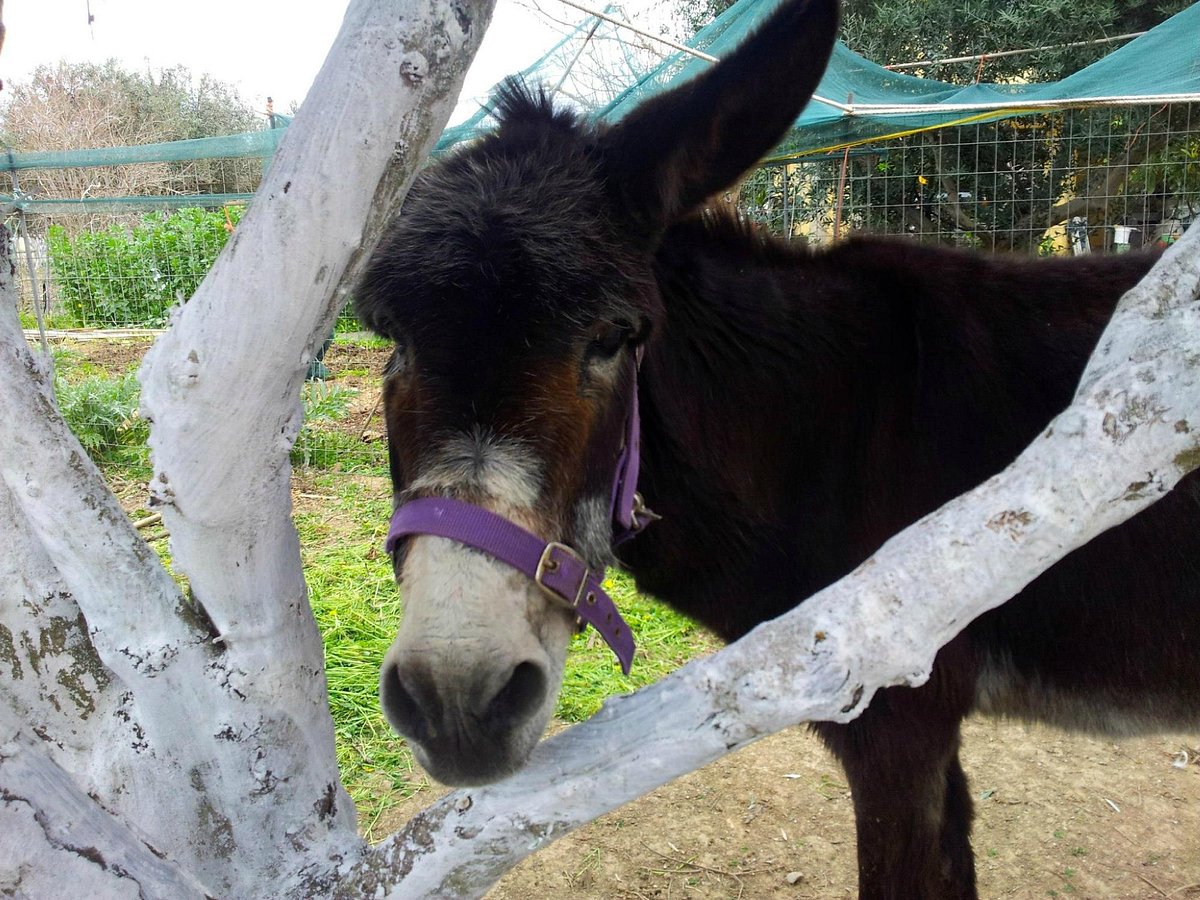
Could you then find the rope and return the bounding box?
[552,0,719,62]
[885,31,1148,71]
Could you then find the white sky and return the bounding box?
[0,0,588,126]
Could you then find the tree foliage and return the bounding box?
[1,60,259,148]
[675,0,1190,74]
[0,61,263,205]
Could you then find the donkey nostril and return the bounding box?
[485,660,548,727]
[380,662,433,744]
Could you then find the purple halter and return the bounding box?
[385,355,656,674]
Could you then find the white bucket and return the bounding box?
[1112,225,1137,250]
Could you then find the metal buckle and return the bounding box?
[629,492,662,532]
[534,542,590,612]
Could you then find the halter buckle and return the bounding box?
[534,542,590,612]
[629,492,662,532]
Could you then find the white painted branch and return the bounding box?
[131,0,494,891]
[350,224,1200,898]
[0,723,209,900]
[2,209,314,897]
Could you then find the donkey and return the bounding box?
[355,0,1200,895]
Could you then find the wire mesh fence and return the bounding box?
[739,103,1199,255]
[6,130,388,477]
[8,140,267,329]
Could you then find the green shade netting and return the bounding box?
[5,0,1197,204]
[4,129,286,172]
[442,0,1200,157]
[2,124,288,212]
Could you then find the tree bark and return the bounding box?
[0,0,494,895]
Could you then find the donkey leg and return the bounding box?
[815,660,977,899]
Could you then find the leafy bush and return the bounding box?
[302,383,356,423]
[47,206,243,327]
[53,368,150,470]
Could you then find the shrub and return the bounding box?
[47,206,244,327]
[53,368,150,470]
[290,384,388,473]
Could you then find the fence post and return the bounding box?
[7,149,51,360]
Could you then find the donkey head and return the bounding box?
[355,0,838,785]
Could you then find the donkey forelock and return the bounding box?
[357,81,659,348]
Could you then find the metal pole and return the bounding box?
[16,208,50,361]
[9,157,51,362]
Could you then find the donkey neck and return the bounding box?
[623,215,892,638]
[622,214,1152,640]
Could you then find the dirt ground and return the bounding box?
[52,333,388,380]
[380,720,1199,899]
[66,336,1200,898]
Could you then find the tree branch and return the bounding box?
[0,723,209,900]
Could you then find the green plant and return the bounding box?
[335,301,365,335]
[53,368,149,470]
[291,384,389,474]
[47,206,243,327]
[303,383,356,422]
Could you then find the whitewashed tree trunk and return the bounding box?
[2,1,1199,896]
[0,0,495,895]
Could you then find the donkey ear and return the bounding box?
[598,0,839,232]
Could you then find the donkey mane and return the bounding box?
[490,77,583,135]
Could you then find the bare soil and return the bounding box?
[59,334,154,374]
[380,720,1200,899]
[66,336,1200,898]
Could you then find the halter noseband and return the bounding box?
[384,354,657,675]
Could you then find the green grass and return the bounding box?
[296,476,414,837]
[20,309,78,330]
[558,572,717,721]
[291,427,388,473]
[49,343,388,477]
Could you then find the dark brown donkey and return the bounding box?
[355,0,1200,895]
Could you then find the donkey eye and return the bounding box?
[589,320,635,359]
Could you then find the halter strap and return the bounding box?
[384,354,654,674]
[387,497,635,673]
[611,347,658,545]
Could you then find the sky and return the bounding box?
[0,0,589,126]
